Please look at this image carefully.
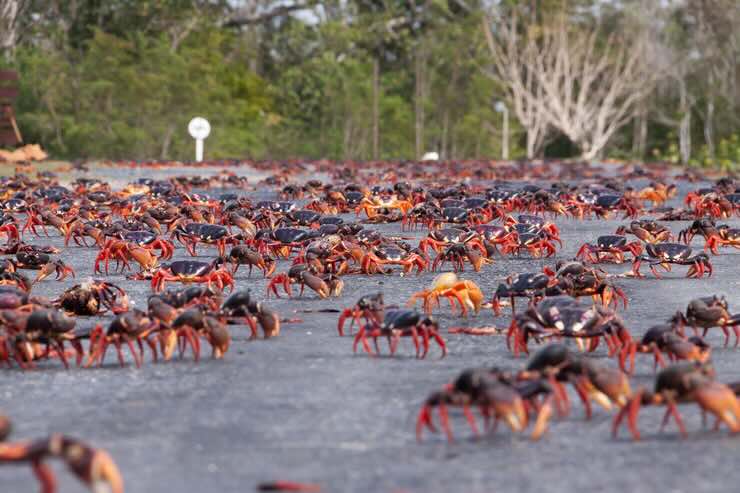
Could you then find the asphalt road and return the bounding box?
[2,164,740,493]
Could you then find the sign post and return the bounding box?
[188,117,211,162]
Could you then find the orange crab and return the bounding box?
[356,194,413,219]
[407,273,484,317]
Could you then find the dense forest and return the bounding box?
[0,0,738,168]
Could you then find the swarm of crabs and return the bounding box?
[1,158,739,491]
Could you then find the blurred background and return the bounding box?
[0,0,738,167]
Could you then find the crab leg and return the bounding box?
[410,327,420,358]
[430,329,447,358]
[420,328,431,358]
[352,326,374,355]
[113,339,126,367]
[127,339,142,368]
[666,399,688,437]
[572,378,593,419]
[531,395,554,440]
[652,346,667,370]
[462,405,480,437]
[437,403,454,442]
[54,341,70,370]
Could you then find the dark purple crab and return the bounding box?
[491,272,559,316]
[352,309,446,359]
[630,243,713,279]
[418,227,484,255]
[267,264,343,299]
[150,259,235,293]
[337,293,385,336]
[171,223,234,256]
[576,235,643,264]
[220,289,281,339]
[255,227,316,258]
[283,209,322,228]
[13,251,76,284]
[120,230,175,259]
[507,296,632,358]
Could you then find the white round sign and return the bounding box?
[188,117,211,140]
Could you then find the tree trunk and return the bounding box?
[0,0,23,61]
[704,84,715,163]
[580,141,599,161]
[372,57,380,160]
[526,126,547,159]
[440,59,460,160]
[343,116,353,160]
[414,44,426,159]
[632,105,648,159]
[678,81,692,165]
[451,127,458,159]
[502,109,509,160]
[526,132,537,159]
[160,123,176,159]
[441,109,449,160]
[679,111,691,164]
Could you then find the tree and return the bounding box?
[482,11,549,158]
[483,4,657,160]
[15,28,272,159]
[0,0,28,61]
[3,0,738,164]
[650,0,740,165]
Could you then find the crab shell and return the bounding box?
[645,243,692,261]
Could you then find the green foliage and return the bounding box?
[4,0,736,165]
[15,28,271,160]
[692,135,740,171]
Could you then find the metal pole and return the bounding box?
[196,139,204,162]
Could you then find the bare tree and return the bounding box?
[0,0,28,61]
[224,1,318,27]
[414,41,427,158]
[483,7,657,160]
[482,13,551,158]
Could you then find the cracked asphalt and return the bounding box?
[2,164,740,493]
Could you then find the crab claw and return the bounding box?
[531,395,554,440]
[254,305,281,338]
[694,382,740,433]
[32,264,57,285]
[264,259,277,278]
[110,292,130,315]
[88,448,125,493]
[160,329,178,360]
[301,272,330,299]
[494,394,528,435]
[337,308,358,336]
[575,243,592,261]
[257,481,321,492]
[542,240,557,258]
[491,296,503,316]
[0,223,19,242]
